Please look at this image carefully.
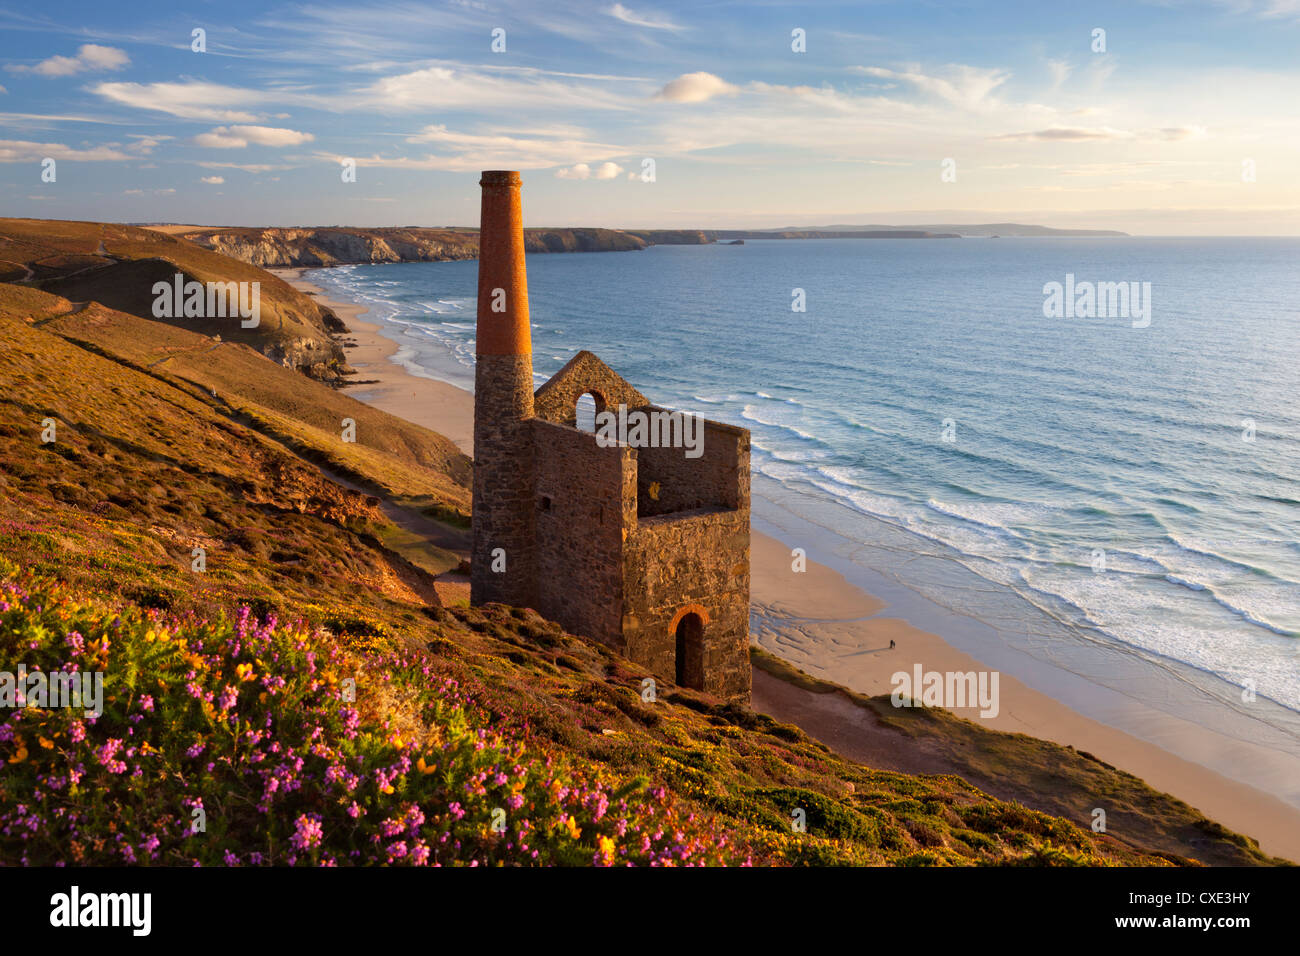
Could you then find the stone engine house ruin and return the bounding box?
[470,170,751,703]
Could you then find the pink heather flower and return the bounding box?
[95,739,127,774]
[69,722,85,743]
[291,813,323,850]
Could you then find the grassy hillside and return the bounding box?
[0,218,349,381]
[0,231,1288,866]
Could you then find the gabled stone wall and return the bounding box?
[533,350,649,427]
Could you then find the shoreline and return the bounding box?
[277,265,1300,861]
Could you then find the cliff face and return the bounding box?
[178,226,647,268]
[172,225,964,270]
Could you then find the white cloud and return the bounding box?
[196,161,292,172]
[556,161,625,180]
[653,72,738,103]
[201,176,225,184]
[0,139,132,162]
[92,80,282,122]
[8,44,130,77]
[194,125,314,148]
[606,4,684,31]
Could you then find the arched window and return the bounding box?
[575,389,606,432]
[674,612,705,690]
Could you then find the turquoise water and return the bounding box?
[312,238,1300,727]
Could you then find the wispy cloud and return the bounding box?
[92,80,281,122]
[854,64,1010,110]
[0,138,132,161]
[991,125,1207,142]
[606,4,685,31]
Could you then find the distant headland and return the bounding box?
[133,221,1126,269]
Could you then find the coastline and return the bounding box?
[277,265,1300,862]
[273,267,474,456]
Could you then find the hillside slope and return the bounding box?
[0,218,350,381]
[0,269,1285,867]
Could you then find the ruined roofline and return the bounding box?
[639,403,750,439]
[531,405,746,453]
[534,349,648,405]
[533,351,749,440]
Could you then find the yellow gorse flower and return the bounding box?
[596,835,616,863]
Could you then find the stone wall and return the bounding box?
[636,412,747,517]
[531,418,632,649]
[622,508,752,702]
[470,353,536,607]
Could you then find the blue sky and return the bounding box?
[2,0,1298,232]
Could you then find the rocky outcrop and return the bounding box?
[179,226,648,268]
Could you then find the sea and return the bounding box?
[310,237,1300,796]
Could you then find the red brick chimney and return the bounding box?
[475,170,532,356]
[471,171,536,608]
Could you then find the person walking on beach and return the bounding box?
[889,639,896,650]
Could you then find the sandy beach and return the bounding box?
[271,268,474,456]
[280,266,1300,861]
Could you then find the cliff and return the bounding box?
[173,225,647,268]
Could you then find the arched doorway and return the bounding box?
[674,612,705,690]
[575,389,606,432]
